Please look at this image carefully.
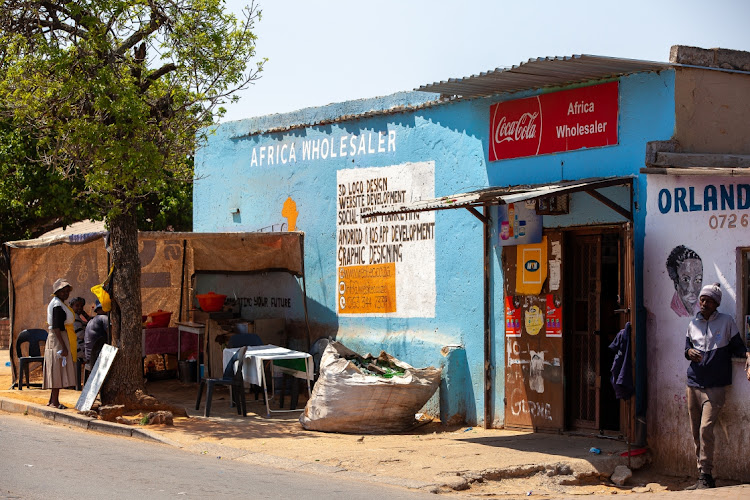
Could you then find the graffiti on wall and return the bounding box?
[336,162,436,317]
[508,386,553,421]
[665,245,703,317]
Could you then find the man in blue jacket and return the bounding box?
[684,283,750,489]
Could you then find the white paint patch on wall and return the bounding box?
[336,162,436,317]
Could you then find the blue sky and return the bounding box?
[221,0,750,122]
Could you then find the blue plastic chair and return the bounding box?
[14,329,48,390]
[195,346,248,417]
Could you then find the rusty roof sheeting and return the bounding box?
[417,55,672,98]
[362,176,633,219]
[235,55,672,138]
[235,97,451,138]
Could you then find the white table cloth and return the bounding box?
[222,345,313,416]
[223,345,313,386]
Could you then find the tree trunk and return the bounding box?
[101,210,144,404]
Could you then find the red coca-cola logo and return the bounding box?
[490,96,542,161]
[494,112,539,143]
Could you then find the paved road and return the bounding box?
[0,412,440,500]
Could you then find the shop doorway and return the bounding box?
[564,228,628,433]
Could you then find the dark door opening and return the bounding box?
[565,229,623,433]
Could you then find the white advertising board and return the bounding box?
[336,162,435,317]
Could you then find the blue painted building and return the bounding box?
[194,54,678,435]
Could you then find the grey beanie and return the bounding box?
[699,282,722,305]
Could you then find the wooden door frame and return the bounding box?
[561,223,635,438]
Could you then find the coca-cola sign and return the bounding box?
[489,82,618,162]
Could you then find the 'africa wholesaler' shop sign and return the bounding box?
[489,82,619,161]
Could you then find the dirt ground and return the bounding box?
[0,349,717,498]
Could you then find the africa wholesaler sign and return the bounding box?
[489,82,619,162]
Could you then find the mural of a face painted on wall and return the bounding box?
[665,245,703,317]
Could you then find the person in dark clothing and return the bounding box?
[70,297,91,362]
[684,283,750,489]
[84,300,109,372]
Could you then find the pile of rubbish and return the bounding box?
[348,356,405,378]
[300,341,441,434]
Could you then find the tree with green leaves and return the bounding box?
[0,0,263,405]
[0,117,90,241]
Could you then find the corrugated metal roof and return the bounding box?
[40,219,107,238]
[362,176,633,219]
[236,55,672,138]
[417,55,672,98]
[235,97,450,138]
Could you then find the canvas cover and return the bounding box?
[5,231,304,375]
[183,232,303,275]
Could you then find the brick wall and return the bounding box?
[670,45,750,71]
[0,317,9,349]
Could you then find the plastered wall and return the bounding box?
[674,67,750,154]
[644,174,750,480]
[194,70,675,426]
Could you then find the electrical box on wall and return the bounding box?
[536,194,569,215]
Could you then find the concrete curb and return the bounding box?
[0,397,29,414]
[53,410,94,429]
[0,396,176,445]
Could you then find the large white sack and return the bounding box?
[300,341,441,433]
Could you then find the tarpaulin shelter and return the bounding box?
[4,230,309,384]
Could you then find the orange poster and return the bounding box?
[338,263,396,314]
[515,236,548,295]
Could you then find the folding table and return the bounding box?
[223,344,313,417]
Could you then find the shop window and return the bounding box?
[742,249,750,347]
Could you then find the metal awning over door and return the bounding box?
[362,176,634,223]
